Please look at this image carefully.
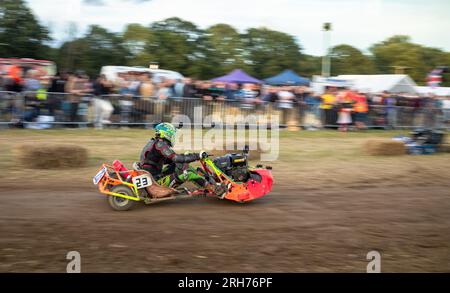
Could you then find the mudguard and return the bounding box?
[224,169,273,202]
[245,169,273,201]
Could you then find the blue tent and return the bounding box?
[264,69,310,86]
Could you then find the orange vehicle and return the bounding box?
[93,147,274,211]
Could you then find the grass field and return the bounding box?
[1,128,449,190]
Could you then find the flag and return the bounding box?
[427,68,443,88]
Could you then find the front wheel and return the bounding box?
[107,185,138,211]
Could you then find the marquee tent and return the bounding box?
[335,74,418,94]
[264,69,310,86]
[211,69,262,84]
[415,86,450,96]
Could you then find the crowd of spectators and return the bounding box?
[1,64,449,130]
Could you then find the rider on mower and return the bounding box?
[139,123,227,196]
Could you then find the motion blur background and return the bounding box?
[1,0,450,81]
[1,0,450,130]
[0,0,450,273]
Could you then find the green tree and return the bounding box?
[370,35,449,85]
[123,23,154,66]
[204,24,250,76]
[0,0,51,58]
[147,17,207,78]
[297,54,322,78]
[330,44,375,75]
[57,25,129,77]
[243,27,302,78]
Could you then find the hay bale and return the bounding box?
[364,139,406,156]
[15,144,88,169]
[439,144,450,153]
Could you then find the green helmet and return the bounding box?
[155,123,177,146]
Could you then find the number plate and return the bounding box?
[132,174,153,189]
[93,167,107,185]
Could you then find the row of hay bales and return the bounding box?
[13,139,450,170]
[364,139,450,155]
[15,144,89,169]
[363,140,407,156]
[13,144,264,169]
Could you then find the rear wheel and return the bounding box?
[107,185,138,211]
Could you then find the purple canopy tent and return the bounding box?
[211,69,262,84]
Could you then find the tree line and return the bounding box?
[1,0,449,85]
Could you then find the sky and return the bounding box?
[26,0,450,56]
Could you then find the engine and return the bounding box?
[213,153,249,182]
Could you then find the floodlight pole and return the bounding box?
[322,22,332,78]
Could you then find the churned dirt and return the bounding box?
[1,186,449,272]
[0,129,449,272]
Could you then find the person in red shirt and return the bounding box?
[353,91,369,130]
[336,89,355,132]
[7,62,23,92]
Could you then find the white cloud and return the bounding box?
[27,0,450,55]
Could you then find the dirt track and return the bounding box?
[1,185,449,272]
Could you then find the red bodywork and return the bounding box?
[221,169,273,203]
[242,169,274,202]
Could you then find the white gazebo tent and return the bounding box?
[415,86,450,97]
[335,74,418,94]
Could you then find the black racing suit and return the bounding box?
[140,138,204,186]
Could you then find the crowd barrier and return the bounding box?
[0,91,449,130]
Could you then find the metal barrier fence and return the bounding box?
[0,91,449,130]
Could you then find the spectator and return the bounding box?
[353,91,369,130]
[6,61,23,92]
[411,94,422,126]
[293,86,307,104]
[47,72,68,118]
[336,89,354,132]
[320,87,337,127]
[193,80,206,99]
[383,92,397,129]
[23,70,41,92]
[115,72,130,95]
[0,70,7,91]
[237,83,261,109]
[48,72,67,93]
[77,73,93,127]
[221,82,237,100]
[128,71,141,96]
[304,92,321,130]
[173,78,184,97]
[139,72,154,99]
[199,81,213,101]
[208,82,226,101]
[422,94,437,127]
[276,87,295,109]
[442,96,450,127]
[262,86,279,103]
[156,78,173,100]
[92,74,114,129]
[182,78,197,98]
[65,72,85,126]
[22,70,44,123]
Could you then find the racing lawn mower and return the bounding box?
[93,146,273,211]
